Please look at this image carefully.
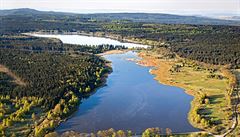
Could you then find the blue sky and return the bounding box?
[1,0,239,16]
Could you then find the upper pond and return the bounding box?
[30,34,149,48]
[32,34,198,134]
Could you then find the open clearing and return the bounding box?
[0,64,26,86]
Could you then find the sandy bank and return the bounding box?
[97,50,128,56]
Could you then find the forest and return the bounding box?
[102,23,240,68]
[0,48,111,136]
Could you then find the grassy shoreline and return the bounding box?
[22,31,239,136]
[138,50,237,135]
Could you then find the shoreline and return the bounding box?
[24,31,238,136]
[28,51,113,136]
[55,70,111,133]
[22,31,150,48]
[137,52,195,96]
[137,50,237,136]
[97,49,128,56]
[50,50,202,136]
[53,51,208,137]
[27,31,202,135]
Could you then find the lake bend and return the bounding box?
[31,34,198,134]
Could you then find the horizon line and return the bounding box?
[1,8,239,17]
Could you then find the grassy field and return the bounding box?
[138,50,235,135]
[228,69,240,136]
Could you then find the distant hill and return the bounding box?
[217,16,240,21]
[0,8,42,16]
[85,13,240,26]
[0,8,75,16]
[0,8,239,26]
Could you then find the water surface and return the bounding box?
[32,34,198,134]
[30,34,149,48]
[58,51,197,133]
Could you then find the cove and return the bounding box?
[32,34,198,134]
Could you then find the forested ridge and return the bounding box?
[0,48,111,136]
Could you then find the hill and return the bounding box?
[0,8,239,26]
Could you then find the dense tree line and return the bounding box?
[1,11,239,67]
[0,15,102,35]
[102,23,240,68]
[0,35,127,54]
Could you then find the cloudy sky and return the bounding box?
[1,0,239,15]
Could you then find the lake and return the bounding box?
[32,34,198,134]
[30,34,149,48]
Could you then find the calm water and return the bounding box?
[32,34,198,134]
[30,34,149,48]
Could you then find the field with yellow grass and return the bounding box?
[138,50,236,135]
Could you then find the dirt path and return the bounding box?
[0,64,27,86]
[214,70,240,137]
[214,91,239,137]
[218,70,240,137]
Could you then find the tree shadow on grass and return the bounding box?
[198,107,223,125]
[198,108,212,115]
[211,117,222,125]
[208,94,225,104]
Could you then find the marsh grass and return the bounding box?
[139,50,234,134]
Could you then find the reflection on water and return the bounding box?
[30,34,197,134]
[56,51,198,134]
